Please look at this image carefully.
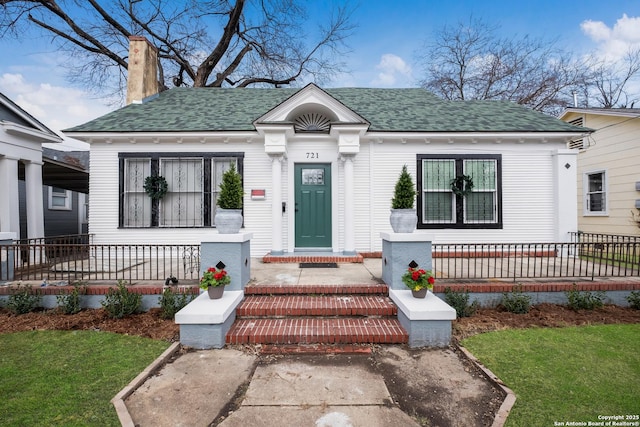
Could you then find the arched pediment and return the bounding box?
[254,83,368,131]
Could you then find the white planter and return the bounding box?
[390,209,417,233]
[214,208,243,234]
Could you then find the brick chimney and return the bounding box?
[126,36,160,105]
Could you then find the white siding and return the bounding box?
[89,136,571,257]
[89,141,274,254]
[367,141,563,251]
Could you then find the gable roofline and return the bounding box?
[559,107,640,120]
[0,92,62,143]
[254,83,369,127]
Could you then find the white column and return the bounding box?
[24,160,45,239]
[0,156,20,237]
[553,149,578,243]
[270,155,283,254]
[342,155,356,255]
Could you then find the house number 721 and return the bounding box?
[306,152,319,159]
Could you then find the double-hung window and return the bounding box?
[584,170,607,215]
[48,186,72,210]
[119,152,243,228]
[417,154,502,229]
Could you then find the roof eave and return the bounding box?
[364,130,588,143]
[2,121,62,143]
[63,130,260,144]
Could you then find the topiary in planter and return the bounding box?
[391,165,416,209]
[215,164,244,233]
[390,165,417,232]
[217,164,243,209]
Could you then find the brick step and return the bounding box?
[226,317,408,345]
[237,295,397,317]
[243,283,388,296]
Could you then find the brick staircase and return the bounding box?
[226,284,408,346]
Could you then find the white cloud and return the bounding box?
[0,73,113,150]
[581,14,640,59]
[371,54,413,87]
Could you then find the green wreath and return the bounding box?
[144,175,168,199]
[450,174,474,197]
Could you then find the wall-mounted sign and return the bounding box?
[251,189,266,200]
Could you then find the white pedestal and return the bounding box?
[175,291,244,349]
[389,289,456,348]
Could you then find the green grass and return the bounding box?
[0,330,170,426]
[462,324,640,426]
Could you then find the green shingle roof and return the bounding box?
[65,86,584,133]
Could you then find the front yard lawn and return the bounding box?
[462,324,640,426]
[0,330,170,426]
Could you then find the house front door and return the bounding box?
[294,164,331,249]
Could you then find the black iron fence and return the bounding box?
[1,238,200,283]
[1,234,639,283]
[432,241,639,280]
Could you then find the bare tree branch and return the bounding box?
[417,17,589,115]
[585,47,640,108]
[0,0,355,101]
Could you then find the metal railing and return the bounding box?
[433,241,639,280]
[1,236,639,283]
[570,231,640,244]
[1,240,201,283]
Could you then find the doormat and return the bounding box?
[299,262,338,268]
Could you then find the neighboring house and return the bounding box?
[560,108,640,236]
[22,148,89,238]
[0,92,61,241]
[0,92,89,242]
[63,37,587,258]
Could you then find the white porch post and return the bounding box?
[553,149,578,243]
[270,155,284,254]
[261,126,288,255]
[0,156,20,237]
[24,160,45,239]
[342,155,356,255]
[335,125,364,256]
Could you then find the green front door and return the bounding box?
[295,164,331,249]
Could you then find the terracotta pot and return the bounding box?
[411,288,427,298]
[207,285,225,299]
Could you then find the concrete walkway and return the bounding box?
[117,259,513,427]
[122,345,511,427]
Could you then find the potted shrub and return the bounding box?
[214,163,244,233]
[390,165,417,233]
[402,267,435,298]
[199,267,231,299]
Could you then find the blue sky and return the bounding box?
[1,0,639,149]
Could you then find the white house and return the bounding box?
[64,37,588,258]
[560,108,640,236]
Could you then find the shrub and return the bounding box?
[217,163,243,209]
[565,284,605,311]
[444,287,479,318]
[391,165,416,209]
[101,280,142,319]
[159,287,195,319]
[7,284,41,314]
[627,291,640,310]
[501,285,532,314]
[56,283,86,315]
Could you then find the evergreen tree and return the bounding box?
[391,165,416,209]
